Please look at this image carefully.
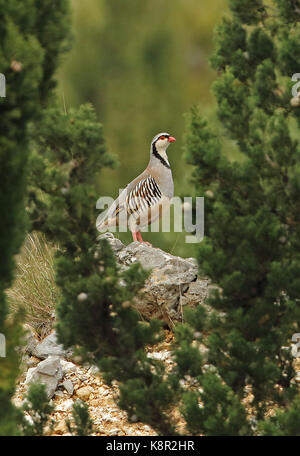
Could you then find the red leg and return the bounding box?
[132,230,152,246]
[137,231,152,246]
[132,231,138,242]
[136,231,143,242]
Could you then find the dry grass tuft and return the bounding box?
[6,231,60,338]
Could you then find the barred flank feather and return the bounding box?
[126,177,162,215]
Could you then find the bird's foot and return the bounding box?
[132,231,153,247]
[141,241,152,247]
[138,234,152,246]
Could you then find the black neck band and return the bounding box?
[152,143,170,169]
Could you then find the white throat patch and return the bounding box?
[158,149,170,166]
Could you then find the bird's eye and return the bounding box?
[160,136,166,140]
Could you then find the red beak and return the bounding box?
[168,136,176,142]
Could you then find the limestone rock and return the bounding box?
[31,330,73,360]
[23,325,39,355]
[55,398,74,412]
[63,379,74,395]
[61,359,77,375]
[76,386,92,401]
[97,233,124,254]
[25,356,63,399]
[97,233,209,326]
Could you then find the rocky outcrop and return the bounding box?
[97,233,209,327]
[24,329,73,360]
[20,235,211,402]
[25,356,63,399]
[30,331,73,360]
[22,329,76,399]
[16,234,300,434]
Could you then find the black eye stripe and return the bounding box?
[151,133,170,145]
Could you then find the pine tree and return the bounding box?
[0,0,70,435]
[66,400,94,436]
[180,0,300,435]
[20,384,54,436]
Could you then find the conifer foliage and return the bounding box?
[0,0,70,435]
[182,0,300,435]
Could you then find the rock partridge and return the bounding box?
[97,132,176,244]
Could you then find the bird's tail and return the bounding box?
[96,220,108,231]
[96,210,110,232]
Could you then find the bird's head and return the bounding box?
[151,132,176,154]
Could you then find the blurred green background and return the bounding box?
[56,0,229,256]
